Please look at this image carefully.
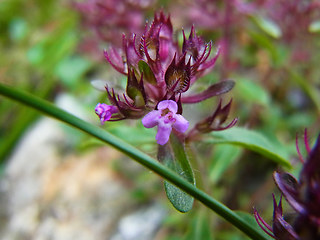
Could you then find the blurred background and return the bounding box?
[0,0,320,239]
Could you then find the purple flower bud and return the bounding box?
[142,100,189,145]
[95,103,118,124]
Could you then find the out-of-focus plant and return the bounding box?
[0,0,92,162]
[255,130,320,239]
[73,0,157,61]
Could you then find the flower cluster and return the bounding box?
[254,130,320,239]
[95,12,236,145]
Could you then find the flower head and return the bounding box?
[95,12,235,144]
[142,100,189,145]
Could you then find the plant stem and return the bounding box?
[0,83,269,240]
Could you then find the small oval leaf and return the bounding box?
[164,181,194,213]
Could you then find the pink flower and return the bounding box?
[142,100,189,145]
[95,103,118,124]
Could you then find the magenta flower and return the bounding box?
[95,103,118,124]
[142,100,189,145]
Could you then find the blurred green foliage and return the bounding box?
[0,0,93,161]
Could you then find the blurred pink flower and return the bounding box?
[74,0,154,47]
[95,103,118,124]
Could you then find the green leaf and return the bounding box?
[252,15,282,38]
[9,18,28,41]
[55,56,92,88]
[235,78,270,106]
[138,60,157,84]
[27,42,45,65]
[27,19,77,73]
[309,20,320,33]
[207,127,291,168]
[164,181,194,213]
[247,30,287,65]
[158,134,195,212]
[210,145,243,183]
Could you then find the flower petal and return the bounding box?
[173,114,189,133]
[142,110,160,128]
[100,112,112,124]
[156,124,172,145]
[158,100,178,113]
